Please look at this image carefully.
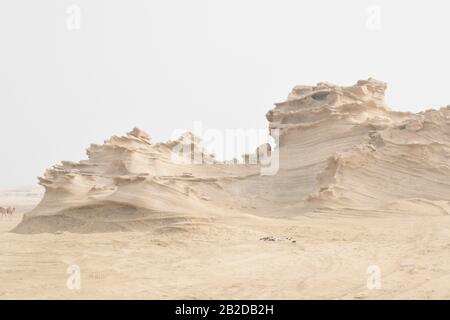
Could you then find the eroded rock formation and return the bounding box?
[14,79,450,233]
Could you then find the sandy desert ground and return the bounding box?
[2,79,450,299]
[0,201,450,299]
[2,192,450,299]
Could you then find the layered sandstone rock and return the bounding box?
[14,79,450,233]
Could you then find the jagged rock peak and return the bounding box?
[127,127,152,142]
[283,78,387,108]
[266,78,389,128]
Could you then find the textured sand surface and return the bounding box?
[2,209,450,299]
[2,79,450,299]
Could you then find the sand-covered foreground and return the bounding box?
[2,207,450,299]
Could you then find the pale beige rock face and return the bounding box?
[2,79,450,299]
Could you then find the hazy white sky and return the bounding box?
[1,0,450,189]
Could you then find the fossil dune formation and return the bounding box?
[13,78,450,234]
[3,79,450,299]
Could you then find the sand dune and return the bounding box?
[3,79,450,299]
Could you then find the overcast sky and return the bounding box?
[1,0,450,189]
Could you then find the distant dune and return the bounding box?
[13,79,450,234]
[0,186,43,213]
